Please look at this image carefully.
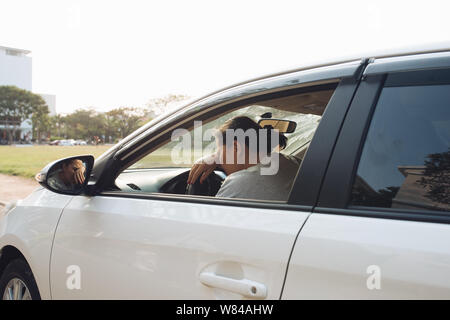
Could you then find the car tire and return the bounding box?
[0,259,41,300]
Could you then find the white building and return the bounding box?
[38,93,57,116]
[0,46,32,91]
[0,45,56,142]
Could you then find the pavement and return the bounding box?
[0,174,39,207]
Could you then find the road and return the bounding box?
[0,173,38,207]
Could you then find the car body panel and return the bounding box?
[0,187,73,299]
[50,195,309,299]
[282,213,450,299]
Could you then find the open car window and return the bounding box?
[114,85,336,202]
[128,105,321,169]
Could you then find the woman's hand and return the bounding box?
[187,153,219,185]
[72,160,86,185]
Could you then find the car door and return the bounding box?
[51,194,311,299]
[49,62,364,299]
[283,53,450,299]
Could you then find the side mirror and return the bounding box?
[258,119,297,133]
[35,155,94,195]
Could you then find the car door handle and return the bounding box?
[199,272,267,299]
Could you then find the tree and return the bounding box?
[102,111,118,143]
[420,148,450,205]
[42,94,187,144]
[64,109,104,141]
[0,85,47,144]
[46,107,146,143]
[32,103,51,143]
[50,114,65,139]
[106,107,145,139]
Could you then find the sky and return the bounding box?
[1,0,450,114]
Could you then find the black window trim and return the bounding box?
[287,76,363,206]
[316,69,450,224]
[384,67,450,87]
[314,206,450,225]
[316,74,386,209]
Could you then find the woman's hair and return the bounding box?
[61,158,78,167]
[218,116,288,155]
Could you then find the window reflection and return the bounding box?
[351,84,450,212]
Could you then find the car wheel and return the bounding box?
[0,259,41,300]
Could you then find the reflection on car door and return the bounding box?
[50,195,308,299]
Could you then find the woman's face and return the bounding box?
[216,140,248,176]
[61,160,83,184]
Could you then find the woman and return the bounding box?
[47,158,86,192]
[187,116,300,201]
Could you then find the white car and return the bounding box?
[75,140,87,146]
[58,139,76,146]
[1,45,450,300]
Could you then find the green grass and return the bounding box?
[129,147,196,169]
[0,145,111,179]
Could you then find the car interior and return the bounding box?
[113,86,337,199]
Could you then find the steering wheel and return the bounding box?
[185,171,224,196]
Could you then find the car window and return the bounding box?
[113,86,337,202]
[129,105,321,169]
[350,83,450,211]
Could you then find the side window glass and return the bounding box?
[129,105,320,169]
[350,83,450,211]
[114,86,337,201]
